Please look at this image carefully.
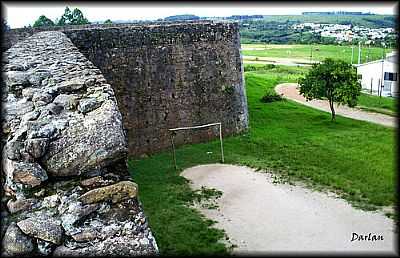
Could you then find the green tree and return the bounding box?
[298,58,361,121]
[104,19,113,24]
[33,15,55,28]
[57,6,90,26]
[2,18,10,32]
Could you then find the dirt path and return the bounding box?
[181,164,396,254]
[275,83,396,128]
[243,55,316,66]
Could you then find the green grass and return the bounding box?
[129,65,396,255]
[356,92,397,116]
[241,43,394,64]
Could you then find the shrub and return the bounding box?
[261,89,284,102]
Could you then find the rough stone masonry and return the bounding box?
[4,21,249,156]
[1,21,248,256]
[1,31,158,256]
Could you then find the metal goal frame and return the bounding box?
[168,122,224,170]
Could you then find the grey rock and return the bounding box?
[6,160,48,187]
[17,216,64,244]
[56,78,86,93]
[53,94,78,110]
[44,101,127,177]
[21,88,38,100]
[7,198,38,214]
[45,103,64,115]
[2,223,35,256]
[4,98,34,118]
[37,239,55,255]
[78,98,102,114]
[25,138,49,158]
[5,71,30,87]
[28,122,56,139]
[21,110,40,123]
[42,194,60,208]
[61,202,99,235]
[28,70,51,86]
[5,140,24,160]
[32,91,53,107]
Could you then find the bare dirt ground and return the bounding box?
[275,83,396,128]
[181,164,397,255]
[243,55,315,65]
[241,45,300,50]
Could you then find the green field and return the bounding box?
[129,65,396,255]
[241,43,394,64]
[357,92,397,116]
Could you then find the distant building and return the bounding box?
[355,52,398,97]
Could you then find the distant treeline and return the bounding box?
[163,14,200,21]
[227,15,264,20]
[302,11,372,15]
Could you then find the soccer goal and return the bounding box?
[168,122,224,170]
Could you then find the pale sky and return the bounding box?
[3,2,398,29]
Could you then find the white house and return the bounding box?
[355,52,398,97]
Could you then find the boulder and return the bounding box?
[78,98,103,114]
[32,91,53,107]
[52,94,78,110]
[6,160,48,187]
[5,71,30,87]
[5,140,24,161]
[25,138,49,158]
[7,198,38,214]
[44,101,127,177]
[79,181,138,204]
[17,216,64,244]
[56,78,86,93]
[28,69,51,87]
[2,223,35,256]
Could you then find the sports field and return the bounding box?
[241,43,394,64]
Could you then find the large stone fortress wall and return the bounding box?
[2,31,158,256]
[4,21,248,156]
[65,21,248,155]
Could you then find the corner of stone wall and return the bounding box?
[1,31,158,256]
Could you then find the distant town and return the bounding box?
[292,23,395,44]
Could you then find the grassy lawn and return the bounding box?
[128,65,396,255]
[241,43,394,64]
[357,92,397,116]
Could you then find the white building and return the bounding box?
[355,52,398,97]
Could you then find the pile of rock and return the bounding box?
[1,31,158,256]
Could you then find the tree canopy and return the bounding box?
[56,7,90,26]
[33,15,55,28]
[298,58,361,121]
[104,19,113,24]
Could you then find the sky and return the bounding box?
[3,2,398,29]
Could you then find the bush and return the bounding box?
[261,89,284,103]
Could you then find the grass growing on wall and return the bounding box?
[129,65,395,255]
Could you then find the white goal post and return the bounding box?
[168,122,224,170]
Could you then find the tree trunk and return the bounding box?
[329,98,336,121]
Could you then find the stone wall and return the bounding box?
[65,21,248,155]
[1,31,158,256]
[4,21,249,156]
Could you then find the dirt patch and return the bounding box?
[181,164,396,254]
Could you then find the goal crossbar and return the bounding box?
[168,122,224,170]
